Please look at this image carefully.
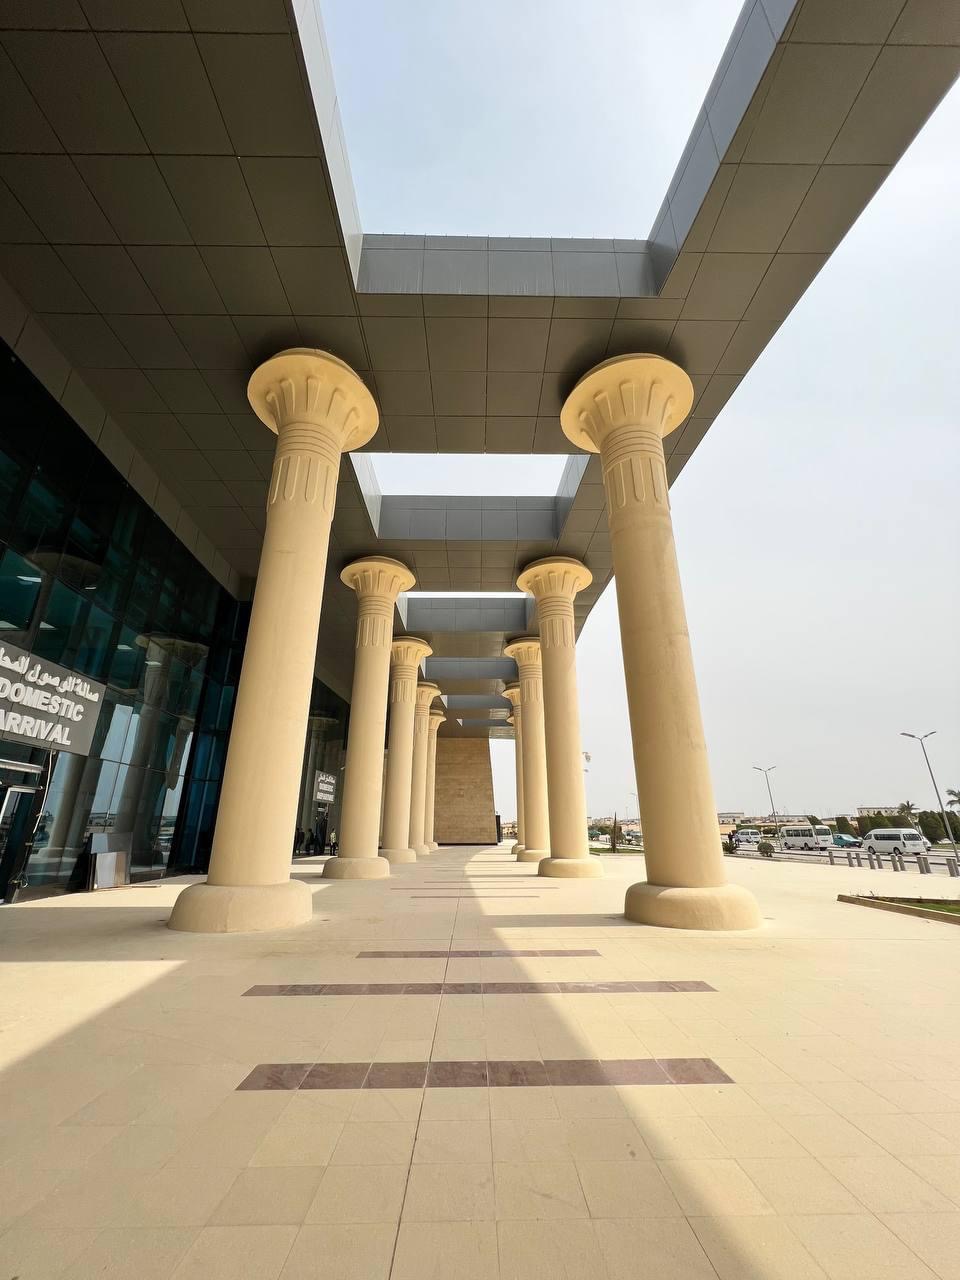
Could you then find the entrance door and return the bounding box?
[0,784,42,903]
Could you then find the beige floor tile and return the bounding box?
[880,1212,960,1280]
[705,1115,809,1158]
[634,1116,730,1160]
[577,1159,683,1217]
[779,1113,888,1158]
[823,1154,956,1212]
[61,1227,199,1280]
[250,1124,343,1167]
[209,1166,324,1226]
[850,1113,960,1156]
[683,1084,766,1117]
[737,1157,864,1214]
[402,1163,495,1220]
[786,1213,941,1280]
[870,1081,960,1113]
[391,1221,499,1280]
[348,1089,422,1121]
[413,1119,493,1164]
[742,1082,835,1116]
[125,1167,243,1227]
[169,1225,296,1279]
[85,1125,189,1171]
[304,1164,406,1224]
[913,1113,960,1149]
[690,1215,828,1280]
[0,1226,100,1279]
[551,1086,626,1118]
[497,1219,605,1280]
[616,1085,694,1119]
[373,1038,433,1061]
[489,1088,558,1121]
[421,1087,490,1121]
[329,1121,416,1165]
[0,1167,66,1230]
[564,1117,651,1162]
[281,1092,359,1125]
[659,1158,774,1216]
[807,1081,903,1115]
[595,1217,718,1279]
[15,1125,123,1170]
[492,1119,569,1163]
[494,1161,589,1219]
[22,1168,138,1229]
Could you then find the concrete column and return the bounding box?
[517,558,599,879]
[324,557,415,879]
[408,682,441,857]
[169,348,378,933]
[560,353,760,930]
[502,640,549,862]
[424,708,445,850]
[502,684,525,856]
[380,636,432,862]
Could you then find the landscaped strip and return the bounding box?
[838,894,960,924]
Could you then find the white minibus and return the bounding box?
[780,824,833,851]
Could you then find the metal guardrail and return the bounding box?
[728,848,959,877]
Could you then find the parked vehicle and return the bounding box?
[832,833,862,849]
[862,828,929,856]
[780,824,834,851]
[733,828,763,848]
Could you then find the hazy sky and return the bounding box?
[324,0,959,821]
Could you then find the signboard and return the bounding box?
[314,770,337,804]
[0,641,105,756]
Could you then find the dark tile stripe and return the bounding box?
[236,1057,732,1091]
[355,949,603,958]
[242,980,714,997]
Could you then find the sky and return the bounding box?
[323,0,960,822]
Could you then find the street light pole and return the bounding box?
[753,765,783,847]
[901,732,958,856]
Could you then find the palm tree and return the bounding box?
[947,789,960,811]
[897,801,918,828]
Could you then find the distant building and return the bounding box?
[856,806,902,817]
[717,812,745,825]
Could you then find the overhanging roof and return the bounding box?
[0,0,956,730]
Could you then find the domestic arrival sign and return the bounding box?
[0,641,105,755]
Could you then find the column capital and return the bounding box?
[501,682,522,710]
[415,681,441,709]
[517,556,592,601]
[560,354,694,451]
[503,637,542,670]
[391,636,432,668]
[248,347,379,451]
[428,709,445,735]
[340,556,415,602]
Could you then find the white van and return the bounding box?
[780,824,834,851]
[732,828,763,848]
[863,828,928,856]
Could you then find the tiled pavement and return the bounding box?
[2,846,960,1278]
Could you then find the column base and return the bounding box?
[427,842,439,851]
[413,843,430,858]
[380,847,416,864]
[167,879,312,934]
[539,857,602,879]
[322,856,390,880]
[511,843,524,857]
[517,847,548,862]
[624,881,761,931]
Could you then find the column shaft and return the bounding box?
[169,348,378,933]
[380,638,431,862]
[324,559,415,880]
[502,686,525,855]
[518,559,598,878]
[408,682,440,857]
[503,642,549,861]
[560,354,760,929]
[424,709,445,850]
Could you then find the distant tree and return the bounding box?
[897,801,919,827]
[806,815,820,825]
[948,812,960,841]
[871,813,891,829]
[947,789,960,810]
[918,811,946,845]
[836,815,855,836]
[856,815,872,838]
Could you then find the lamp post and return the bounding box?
[753,765,783,848]
[901,732,958,856]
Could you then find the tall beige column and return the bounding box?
[408,682,441,857]
[169,348,378,933]
[424,708,445,850]
[380,636,431,863]
[324,557,415,879]
[560,354,760,929]
[503,640,549,862]
[517,558,599,879]
[502,684,525,856]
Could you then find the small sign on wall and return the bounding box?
[314,770,337,804]
[0,641,105,755]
